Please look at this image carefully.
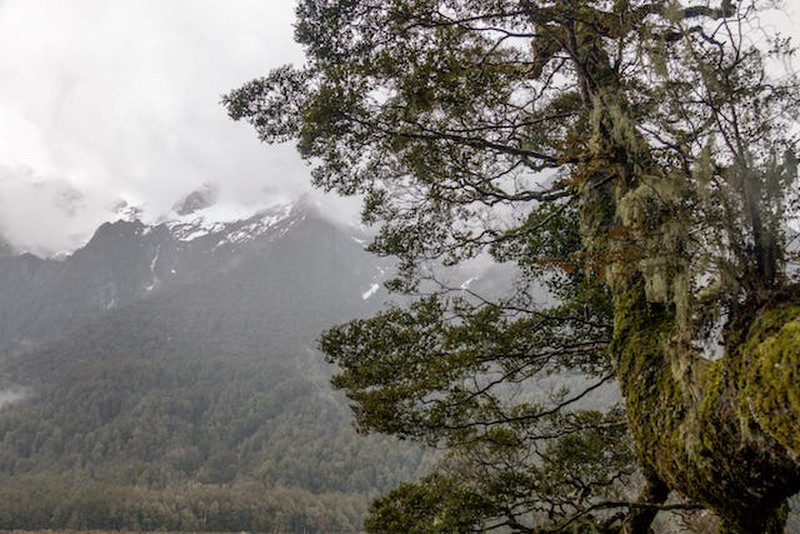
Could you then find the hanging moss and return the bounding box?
[576,82,800,529]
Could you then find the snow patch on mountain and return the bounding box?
[362,283,380,300]
[215,203,294,248]
[146,244,161,291]
[360,263,389,300]
[164,202,270,241]
[460,277,478,289]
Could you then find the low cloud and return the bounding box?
[4,1,794,256]
[0,166,118,254]
[0,0,333,254]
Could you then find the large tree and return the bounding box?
[225,0,800,532]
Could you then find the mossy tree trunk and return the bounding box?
[579,152,800,533]
[560,5,800,526]
[613,276,800,532]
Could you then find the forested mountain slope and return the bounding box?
[0,199,431,532]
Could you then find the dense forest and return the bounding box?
[0,206,429,533]
[0,355,425,531]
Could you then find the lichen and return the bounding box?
[578,98,800,529]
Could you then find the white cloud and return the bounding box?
[0,165,111,254]
[0,1,798,254]
[0,0,316,253]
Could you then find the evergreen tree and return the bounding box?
[226,1,800,532]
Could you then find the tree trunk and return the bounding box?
[613,274,800,526]
[578,161,800,531]
[559,6,800,528]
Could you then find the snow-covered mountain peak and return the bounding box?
[213,203,297,248]
[165,200,298,244]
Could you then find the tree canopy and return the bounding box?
[225,1,800,532]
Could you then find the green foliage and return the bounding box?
[227,0,800,531]
[365,473,498,534]
[365,410,634,533]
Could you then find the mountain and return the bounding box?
[172,182,218,216]
[0,199,426,533]
[0,199,390,357]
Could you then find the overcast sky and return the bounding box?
[0,1,798,255]
[0,0,315,254]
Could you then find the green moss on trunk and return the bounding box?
[740,303,800,457]
[611,280,800,532]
